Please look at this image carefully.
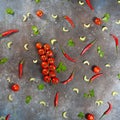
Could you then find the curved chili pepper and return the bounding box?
[85,0,94,11]
[61,70,74,85]
[89,73,103,83]
[0,29,19,37]
[99,102,112,120]
[64,16,75,28]
[5,114,10,120]
[60,47,76,62]
[54,92,59,107]
[80,40,96,56]
[19,59,24,79]
[110,34,119,53]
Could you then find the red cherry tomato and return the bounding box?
[11,84,20,92]
[40,55,48,61]
[41,62,49,69]
[92,66,101,73]
[38,48,45,56]
[43,75,51,83]
[36,10,44,17]
[51,77,59,84]
[43,44,51,51]
[86,113,94,120]
[42,68,49,76]
[46,50,53,57]
[49,71,56,78]
[49,64,56,71]
[36,42,42,49]
[48,57,55,64]
[93,17,102,25]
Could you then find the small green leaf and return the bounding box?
[6,8,14,15]
[37,83,45,90]
[56,62,67,73]
[0,58,8,64]
[89,89,95,97]
[67,39,75,47]
[117,74,120,80]
[35,0,41,3]
[99,51,104,58]
[78,112,85,119]
[102,13,110,22]
[32,26,39,35]
[25,96,32,104]
[83,93,89,98]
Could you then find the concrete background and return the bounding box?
[0,0,120,120]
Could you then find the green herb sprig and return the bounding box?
[56,62,67,73]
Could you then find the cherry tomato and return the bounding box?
[43,44,51,51]
[36,10,44,17]
[86,113,94,120]
[38,48,45,56]
[48,57,55,64]
[49,71,56,78]
[11,84,20,92]
[51,77,59,84]
[43,75,51,83]
[42,68,49,76]
[46,50,53,57]
[92,66,101,73]
[36,42,42,49]
[40,55,48,61]
[93,17,102,25]
[41,62,49,69]
[49,64,56,71]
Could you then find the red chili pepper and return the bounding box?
[85,0,94,11]
[61,70,74,85]
[54,92,59,107]
[5,114,10,120]
[110,34,119,53]
[60,47,76,62]
[89,73,103,83]
[19,59,24,79]
[0,29,19,37]
[80,40,96,56]
[64,16,75,28]
[99,102,112,120]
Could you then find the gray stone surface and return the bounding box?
[0,0,120,120]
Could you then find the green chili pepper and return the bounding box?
[0,58,8,64]
[6,8,14,15]
[25,96,32,104]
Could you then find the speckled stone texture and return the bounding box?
[0,0,120,120]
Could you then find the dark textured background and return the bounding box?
[0,0,120,120]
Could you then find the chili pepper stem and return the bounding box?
[99,114,105,120]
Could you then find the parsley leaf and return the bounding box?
[32,26,39,35]
[56,62,67,73]
[78,112,85,119]
[0,58,8,64]
[37,83,45,90]
[6,8,14,15]
[25,96,32,104]
[35,0,41,3]
[84,89,95,98]
[117,74,120,80]
[67,39,75,47]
